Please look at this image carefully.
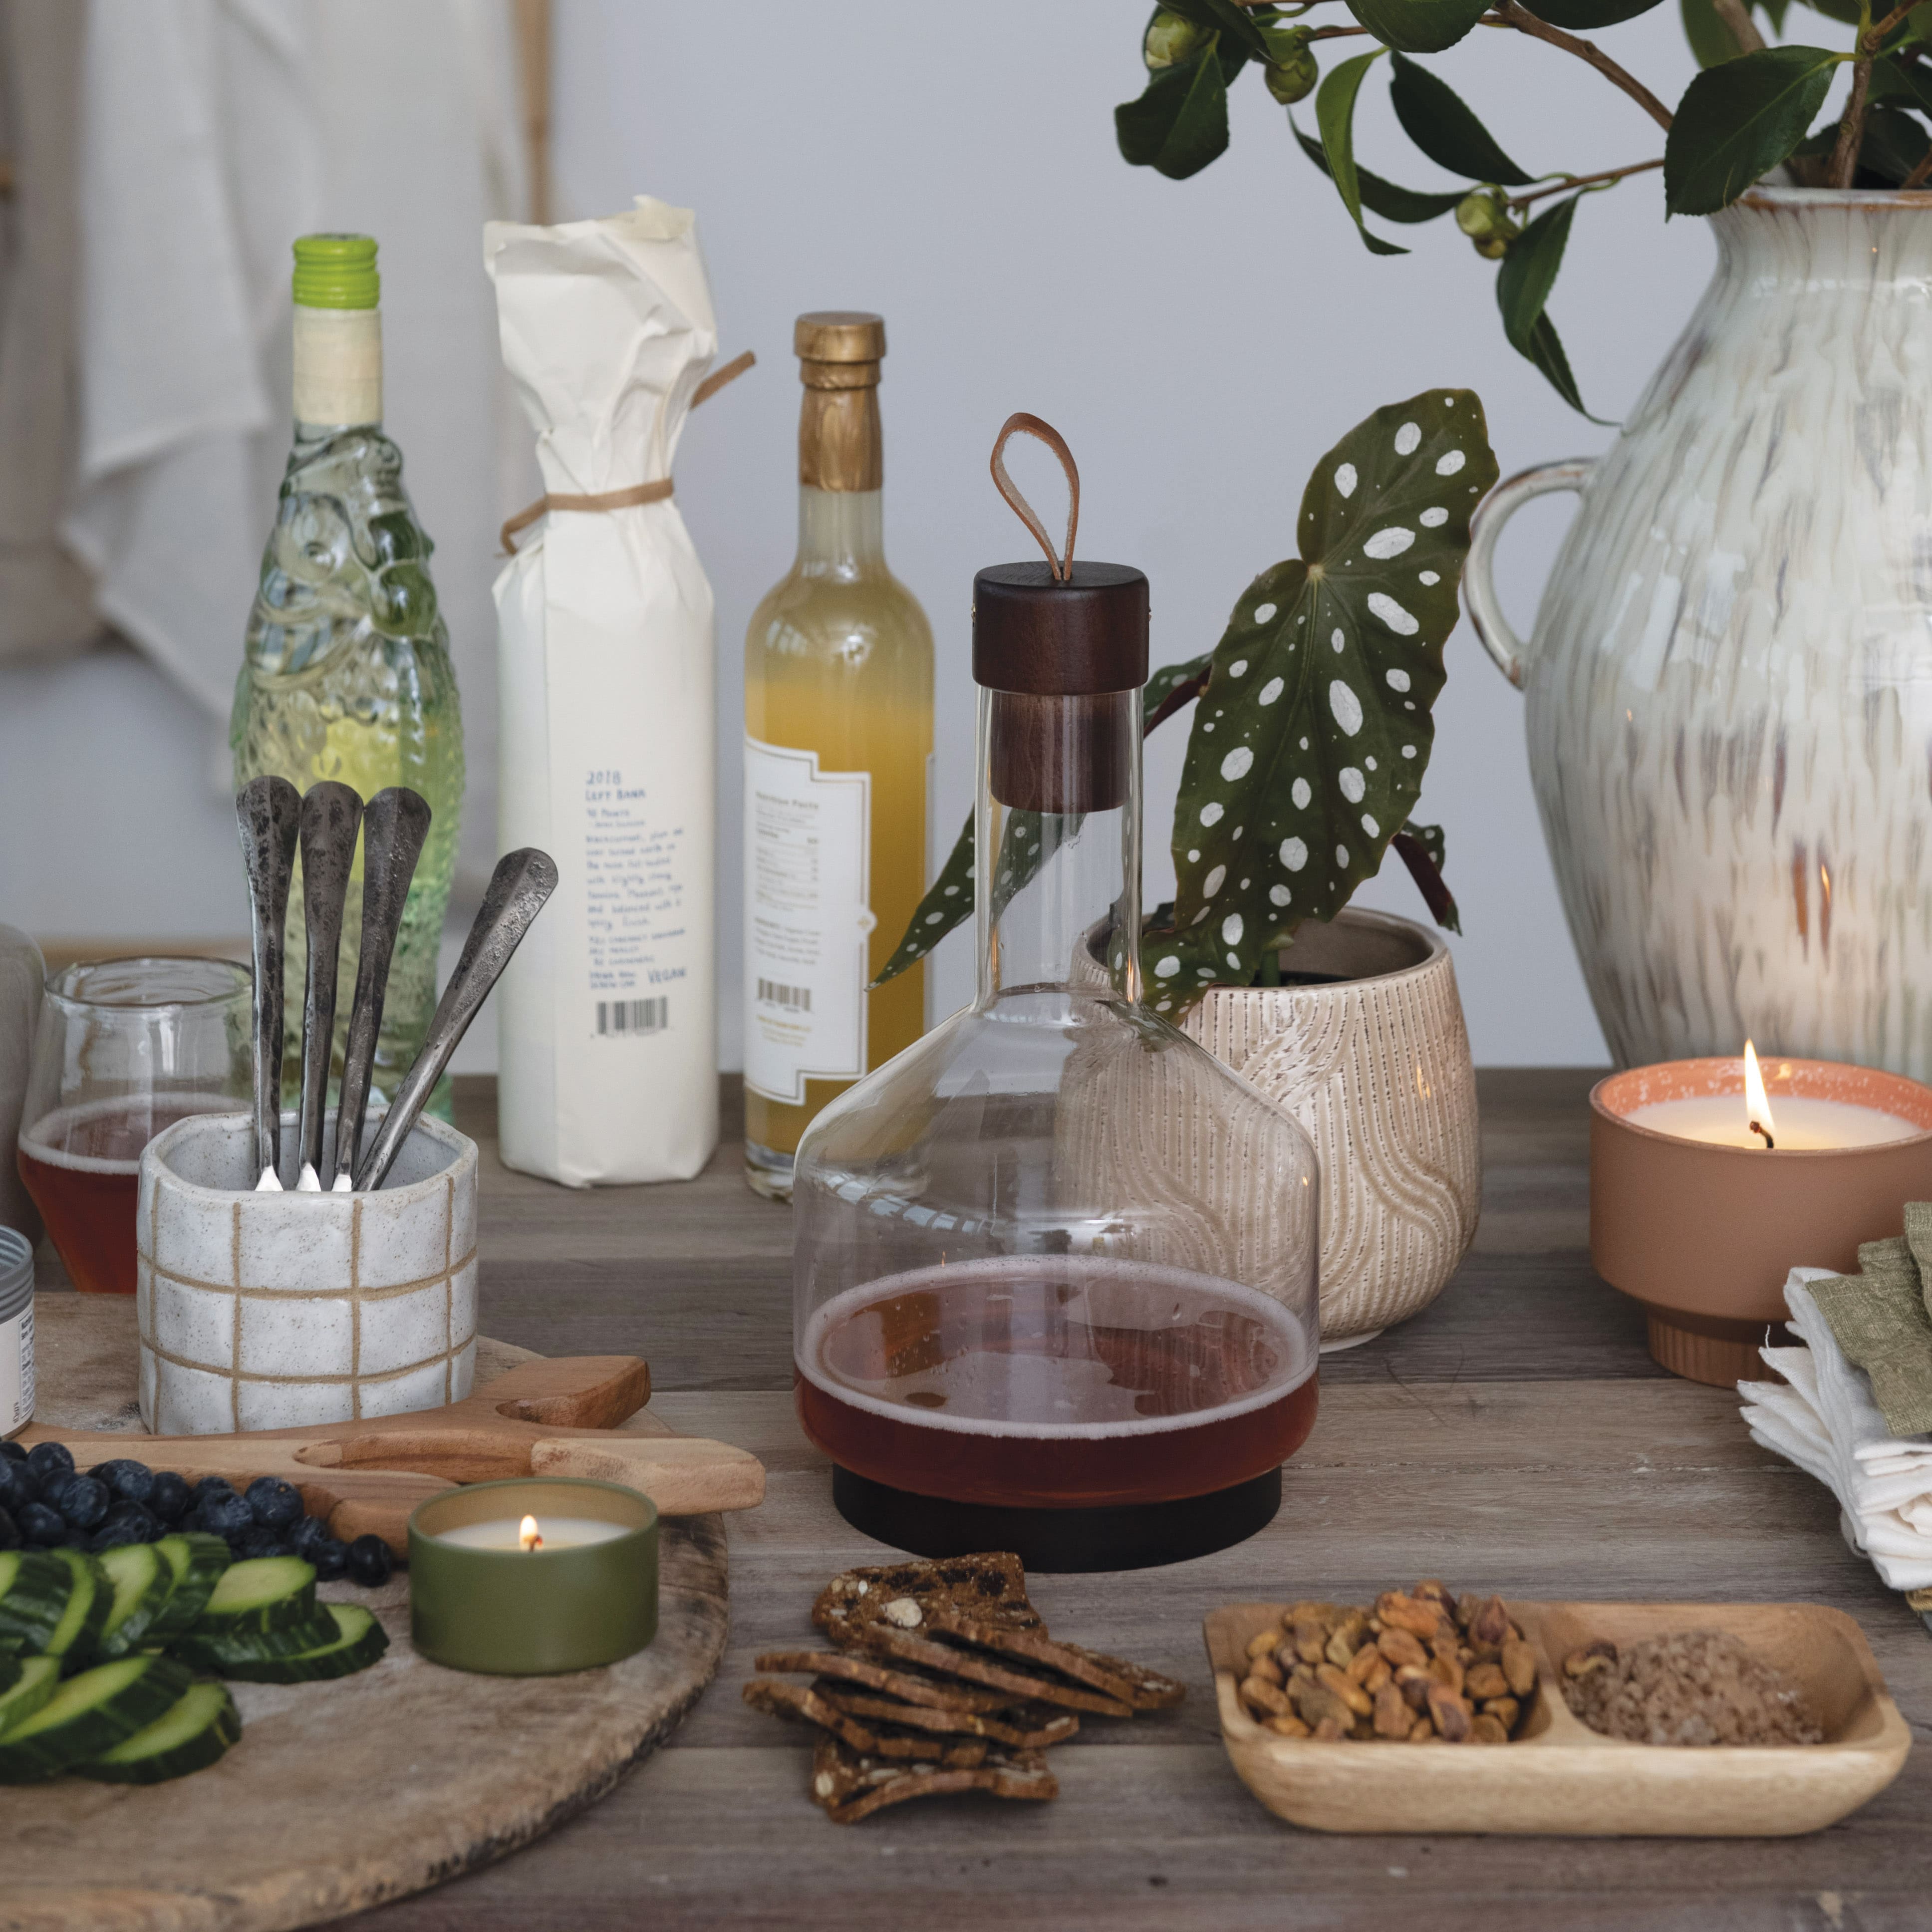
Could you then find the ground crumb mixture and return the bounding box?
[1561,1629,1823,1747]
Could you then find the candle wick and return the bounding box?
[1749,1119,1776,1150]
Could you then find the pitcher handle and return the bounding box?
[1463,459,1596,689]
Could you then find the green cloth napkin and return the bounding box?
[1809,1224,1932,1437]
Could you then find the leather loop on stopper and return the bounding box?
[990,412,1080,584]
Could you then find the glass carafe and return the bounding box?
[792,462,1321,1571]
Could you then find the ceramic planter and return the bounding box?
[1465,188,1932,1080]
[1081,907,1480,1342]
[136,1110,478,1434]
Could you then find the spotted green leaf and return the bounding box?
[1141,391,1497,1012]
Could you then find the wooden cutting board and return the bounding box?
[4,1295,734,1932]
[18,1296,764,1552]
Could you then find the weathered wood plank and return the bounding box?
[314,1074,1928,1932]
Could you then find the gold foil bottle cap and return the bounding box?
[796,311,884,391]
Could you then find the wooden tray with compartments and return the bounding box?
[1205,1598,1911,1836]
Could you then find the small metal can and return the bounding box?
[0,1225,33,1438]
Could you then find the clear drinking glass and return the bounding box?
[791,557,1322,1570]
[17,959,252,1294]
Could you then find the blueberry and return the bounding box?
[344,1534,393,1589]
[91,1459,155,1507]
[189,1476,234,1508]
[148,1472,190,1524]
[17,1501,65,1546]
[91,1508,160,1551]
[288,1513,330,1558]
[25,1442,73,1486]
[50,1475,108,1532]
[0,1458,32,1516]
[198,1490,253,1540]
[0,1505,16,1551]
[245,1476,302,1529]
[0,1439,24,1462]
[309,1536,349,1582]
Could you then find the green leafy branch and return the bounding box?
[1116,0,1932,413]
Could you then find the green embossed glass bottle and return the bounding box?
[231,235,464,1113]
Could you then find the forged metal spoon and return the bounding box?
[295,782,364,1192]
[354,847,558,1192]
[236,776,302,1189]
[329,787,432,1190]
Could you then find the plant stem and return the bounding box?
[1486,1,1674,131]
[1829,54,1873,187]
[1904,145,1932,187]
[1306,23,1374,37]
[1864,0,1917,45]
[1146,670,1210,734]
[1712,0,1768,54]
[1507,156,1664,208]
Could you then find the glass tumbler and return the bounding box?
[17,958,252,1294]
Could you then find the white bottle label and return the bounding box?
[744,736,872,1104]
[583,765,686,1041]
[0,1300,33,1437]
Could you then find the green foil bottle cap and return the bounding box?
[292,234,379,310]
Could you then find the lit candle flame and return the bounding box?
[519,1515,543,1552]
[1743,1040,1776,1149]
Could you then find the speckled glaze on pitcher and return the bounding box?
[1464,188,1932,1077]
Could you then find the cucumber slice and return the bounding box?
[145,1534,232,1638]
[211,1604,389,1684]
[0,1550,73,1656]
[42,1551,110,1671]
[169,1608,339,1668]
[0,1654,192,1782]
[196,1555,316,1635]
[0,1656,59,1735]
[81,1679,241,1785]
[94,1543,170,1660]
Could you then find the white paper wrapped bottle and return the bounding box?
[487,198,722,1185]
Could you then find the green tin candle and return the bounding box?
[408,1477,657,1674]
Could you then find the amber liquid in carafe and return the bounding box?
[796,1257,1320,1508]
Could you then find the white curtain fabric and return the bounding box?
[0,0,528,875]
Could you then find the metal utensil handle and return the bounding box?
[353,847,558,1192]
[297,783,364,1179]
[331,788,433,1186]
[236,777,302,1183]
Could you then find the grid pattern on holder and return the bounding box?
[137,1173,479,1433]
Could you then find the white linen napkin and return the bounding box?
[1739,1267,1932,1590]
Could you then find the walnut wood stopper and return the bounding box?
[797,310,883,493]
[974,559,1148,813]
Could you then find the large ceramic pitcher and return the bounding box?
[1464,188,1932,1079]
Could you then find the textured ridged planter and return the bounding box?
[1081,907,1480,1342]
[1465,188,1932,1080]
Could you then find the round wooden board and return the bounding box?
[5,1297,730,1932]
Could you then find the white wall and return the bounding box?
[0,0,1722,1068]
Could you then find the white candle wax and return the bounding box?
[1626,1095,1918,1150]
[432,1516,631,1551]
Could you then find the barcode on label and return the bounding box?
[757,978,812,1013]
[596,998,668,1037]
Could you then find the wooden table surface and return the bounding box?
[312,1071,1928,1932]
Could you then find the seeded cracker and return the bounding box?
[809,1682,1081,1750]
[744,1679,984,1761]
[857,1626,1136,1717]
[811,1552,1043,1647]
[918,1608,1186,1710]
[811,1734,1058,1825]
[755,1650,1017,1714]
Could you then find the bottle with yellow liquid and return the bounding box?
[742,313,932,1199]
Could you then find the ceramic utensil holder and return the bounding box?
[137,1110,478,1434]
